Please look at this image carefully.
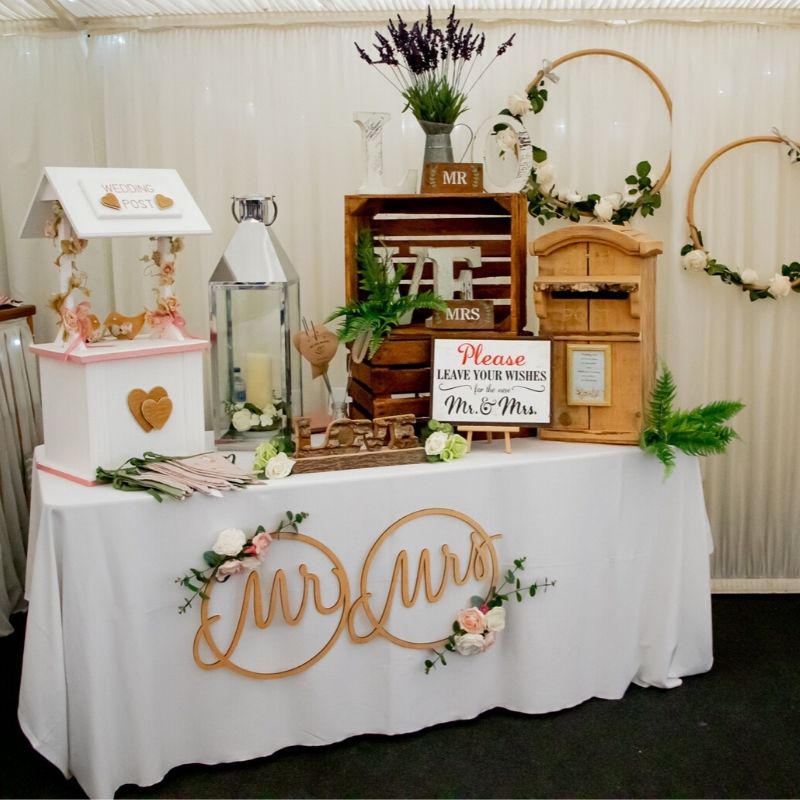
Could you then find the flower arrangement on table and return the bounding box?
[424,556,555,673]
[420,420,468,463]
[354,6,515,126]
[494,53,668,226]
[176,511,308,613]
[252,438,296,480]
[223,397,284,435]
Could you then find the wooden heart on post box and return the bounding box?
[127,386,172,432]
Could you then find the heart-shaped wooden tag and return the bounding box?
[293,327,339,378]
[127,386,169,432]
[141,396,173,430]
[155,193,174,210]
[101,192,121,210]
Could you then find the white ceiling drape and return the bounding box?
[0,15,799,584]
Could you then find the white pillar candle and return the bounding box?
[245,352,273,410]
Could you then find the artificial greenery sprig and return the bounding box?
[424,557,556,673]
[326,228,446,360]
[640,366,744,477]
[176,511,309,614]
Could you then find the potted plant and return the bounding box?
[326,228,446,363]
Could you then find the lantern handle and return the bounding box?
[265,197,278,227]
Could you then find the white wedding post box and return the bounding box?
[21,167,212,484]
[31,338,208,484]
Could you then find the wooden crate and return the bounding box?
[531,225,661,445]
[344,193,527,335]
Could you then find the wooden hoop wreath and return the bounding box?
[511,49,672,225]
[684,135,800,301]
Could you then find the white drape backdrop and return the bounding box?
[0,18,798,583]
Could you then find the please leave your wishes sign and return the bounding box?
[431,338,552,426]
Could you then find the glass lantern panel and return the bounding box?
[210,282,301,447]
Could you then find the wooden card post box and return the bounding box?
[531,225,661,444]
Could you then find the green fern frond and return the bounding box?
[640,365,744,477]
[646,365,677,432]
[326,228,447,356]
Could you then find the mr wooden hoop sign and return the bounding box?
[431,338,552,426]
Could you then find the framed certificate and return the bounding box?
[566,344,611,406]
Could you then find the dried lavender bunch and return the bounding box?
[355,6,515,125]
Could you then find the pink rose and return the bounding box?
[250,531,273,556]
[61,307,78,332]
[456,607,487,635]
[216,559,243,580]
[483,630,497,650]
[479,603,490,614]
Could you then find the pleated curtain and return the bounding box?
[0,14,798,588]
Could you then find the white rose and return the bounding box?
[259,414,273,427]
[425,430,449,456]
[593,197,614,222]
[250,413,261,427]
[535,161,556,193]
[740,268,760,285]
[507,93,531,117]
[241,556,261,571]
[454,632,487,656]
[213,527,247,557]
[262,403,278,419]
[234,402,244,411]
[485,606,506,632]
[496,127,518,152]
[603,192,623,210]
[264,452,295,480]
[558,188,583,204]
[681,249,708,272]
[768,273,792,298]
[231,408,252,432]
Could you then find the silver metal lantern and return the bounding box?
[209,195,302,447]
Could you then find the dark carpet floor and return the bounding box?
[1,595,799,799]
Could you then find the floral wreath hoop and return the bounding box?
[497,48,672,225]
[682,132,800,301]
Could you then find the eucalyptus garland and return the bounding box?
[494,56,668,226]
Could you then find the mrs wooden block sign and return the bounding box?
[427,300,494,330]
[421,163,484,194]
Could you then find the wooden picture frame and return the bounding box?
[430,336,552,427]
[566,344,612,407]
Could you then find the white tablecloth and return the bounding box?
[19,440,713,799]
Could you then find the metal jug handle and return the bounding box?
[454,123,475,163]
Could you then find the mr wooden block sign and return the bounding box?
[422,163,484,194]
[431,338,552,426]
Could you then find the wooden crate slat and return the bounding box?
[388,240,512,258]
[371,217,511,237]
[351,361,431,394]
[352,194,516,216]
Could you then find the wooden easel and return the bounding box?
[458,425,520,454]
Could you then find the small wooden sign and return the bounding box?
[421,163,484,194]
[427,300,494,330]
